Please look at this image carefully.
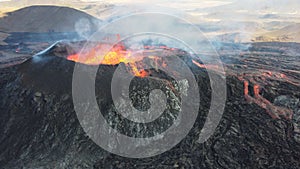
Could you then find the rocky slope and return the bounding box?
[0,41,299,168]
[0,5,101,33]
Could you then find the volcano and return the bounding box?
[0,6,101,33]
[0,41,300,168]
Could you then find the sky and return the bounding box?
[0,0,299,16]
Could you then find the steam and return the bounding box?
[60,1,300,57]
[100,4,255,53]
[75,18,92,40]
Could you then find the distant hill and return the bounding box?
[0,5,102,33]
[255,23,300,42]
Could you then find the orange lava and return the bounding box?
[192,60,222,73]
[244,81,249,95]
[242,79,293,120]
[192,56,295,120]
[253,84,260,97]
[66,35,181,78]
[67,43,150,77]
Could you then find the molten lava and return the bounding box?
[242,78,293,120]
[191,58,295,120]
[67,43,150,77]
[66,39,180,78]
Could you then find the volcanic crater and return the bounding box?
[0,40,299,168]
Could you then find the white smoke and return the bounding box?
[75,18,92,39]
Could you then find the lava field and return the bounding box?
[0,41,299,168]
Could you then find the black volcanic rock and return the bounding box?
[0,42,300,168]
[0,54,102,168]
[0,43,209,168]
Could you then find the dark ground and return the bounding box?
[0,38,300,168]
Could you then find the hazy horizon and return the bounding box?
[0,0,300,42]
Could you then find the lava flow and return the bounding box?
[67,40,297,121]
[192,59,296,120]
[242,79,293,120]
[67,42,151,77]
[66,41,178,78]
